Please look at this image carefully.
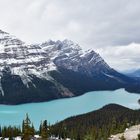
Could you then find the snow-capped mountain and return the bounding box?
[0,30,109,78]
[0,29,51,74]
[40,39,111,75]
[0,29,139,104]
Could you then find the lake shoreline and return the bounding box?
[0,89,140,128]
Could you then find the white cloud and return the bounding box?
[96,43,140,71]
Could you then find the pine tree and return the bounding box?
[22,113,34,140]
[138,134,140,140]
[0,126,2,137]
[31,123,35,136]
[110,117,117,134]
[22,120,25,134]
[39,121,42,136]
[40,120,48,139]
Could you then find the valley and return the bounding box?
[0,29,140,140]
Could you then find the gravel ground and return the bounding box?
[109,125,140,140]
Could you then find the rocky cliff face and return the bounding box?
[0,29,138,104]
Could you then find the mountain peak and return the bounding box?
[0,29,8,35]
[0,29,24,46]
[0,29,137,104]
[0,30,110,76]
[62,39,75,45]
[0,29,116,98]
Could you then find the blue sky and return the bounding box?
[0,0,140,71]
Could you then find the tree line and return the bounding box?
[0,114,48,140]
[51,104,140,140]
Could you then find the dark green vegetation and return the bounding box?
[0,126,21,139]
[138,134,140,140]
[49,68,137,95]
[0,114,49,140]
[1,104,140,139]
[22,114,35,140]
[51,104,140,140]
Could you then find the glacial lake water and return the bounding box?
[0,89,140,129]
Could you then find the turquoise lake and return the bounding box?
[0,89,140,129]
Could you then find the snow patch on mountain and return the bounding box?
[0,29,113,96]
[0,77,4,96]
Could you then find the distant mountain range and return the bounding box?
[124,69,140,77]
[0,29,140,104]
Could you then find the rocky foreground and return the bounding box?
[109,125,140,140]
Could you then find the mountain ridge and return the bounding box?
[125,69,140,77]
[51,104,140,139]
[0,29,139,104]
